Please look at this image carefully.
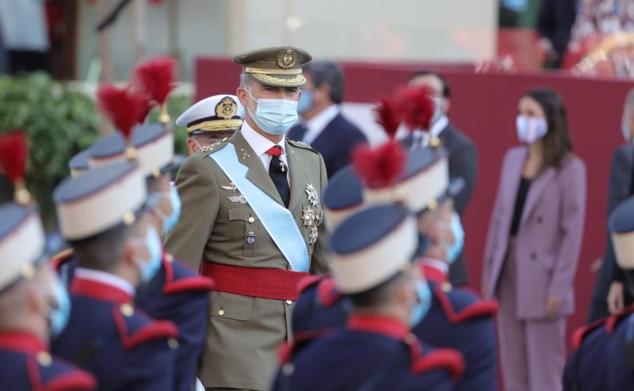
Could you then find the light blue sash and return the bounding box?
[210,143,309,272]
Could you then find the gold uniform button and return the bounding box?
[218,308,225,316]
[120,303,135,317]
[165,253,174,263]
[285,300,293,305]
[37,352,52,367]
[248,216,255,223]
[168,338,179,349]
[441,282,453,293]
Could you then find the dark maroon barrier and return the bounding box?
[196,57,634,348]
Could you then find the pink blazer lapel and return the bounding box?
[500,148,527,217]
[519,166,557,227]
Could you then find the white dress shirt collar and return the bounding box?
[241,121,286,157]
[410,115,450,146]
[429,115,449,138]
[75,267,135,296]
[302,104,340,144]
[240,121,289,180]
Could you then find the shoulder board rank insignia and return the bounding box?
[287,139,316,151]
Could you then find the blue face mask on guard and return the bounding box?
[150,186,181,235]
[246,90,299,136]
[297,90,314,114]
[409,279,432,327]
[48,276,71,337]
[136,226,163,284]
[446,213,464,264]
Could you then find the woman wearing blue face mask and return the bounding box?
[482,89,586,391]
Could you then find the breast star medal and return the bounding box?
[302,184,323,245]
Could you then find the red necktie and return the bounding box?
[266,146,290,207]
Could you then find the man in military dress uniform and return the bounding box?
[55,121,216,391]
[165,46,328,390]
[0,132,96,390]
[51,160,179,390]
[274,202,464,390]
[176,94,245,155]
[0,203,96,391]
[295,139,498,390]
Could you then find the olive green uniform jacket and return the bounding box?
[165,130,329,390]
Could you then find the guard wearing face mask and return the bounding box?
[165,46,329,391]
[0,132,96,390]
[294,125,498,390]
[50,159,179,390]
[359,139,498,391]
[273,203,464,391]
[176,94,245,156]
[55,75,216,391]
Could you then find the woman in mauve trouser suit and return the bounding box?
[482,89,586,391]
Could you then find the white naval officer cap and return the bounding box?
[175,95,245,135]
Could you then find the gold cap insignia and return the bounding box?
[215,96,238,120]
[276,49,297,69]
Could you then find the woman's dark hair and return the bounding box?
[522,88,572,170]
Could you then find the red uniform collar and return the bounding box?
[71,276,132,304]
[418,259,448,285]
[0,331,47,354]
[347,314,410,340]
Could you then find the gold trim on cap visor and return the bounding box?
[244,67,303,75]
[187,119,243,133]
[251,73,306,86]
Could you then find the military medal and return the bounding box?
[301,184,323,245]
[228,195,248,204]
[305,184,319,207]
[245,231,256,246]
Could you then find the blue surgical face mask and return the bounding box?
[446,213,464,264]
[409,279,432,327]
[135,227,163,284]
[297,90,314,114]
[246,90,299,135]
[516,115,548,144]
[48,276,70,337]
[150,186,181,235]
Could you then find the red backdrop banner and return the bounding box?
[195,57,634,347]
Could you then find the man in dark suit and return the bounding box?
[537,0,578,69]
[408,70,478,287]
[288,60,367,178]
[588,89,634,322]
